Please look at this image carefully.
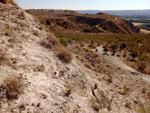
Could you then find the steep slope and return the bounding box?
[27,9,140,34]
[0,3,112,113]
[0,2,150,113]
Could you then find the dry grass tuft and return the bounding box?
[125,101,132,109]
[84,63,92,69]
[56,48,72,63]
[8,37,17,43]
[118,85,129,95]
[0,49,18,69]
[5,28,12,36]
[2,76,22,99]
[19,10,26,19]
[0,0,18,6]
[33,30,39,36]
[0,50,7,65]
[37,64,45,72]
[137,105,150,113]
[40,35,60,50]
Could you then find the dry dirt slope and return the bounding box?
[0,2,150,113]
[27,9,140,34]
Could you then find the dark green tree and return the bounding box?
[103,46,108,54]
[120,43,126,51]
[130,51,138,61]
[110,44,118,56]
[46,20,51,25]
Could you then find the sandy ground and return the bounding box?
[97,46,150,82]
[140,29,150,34]
[133,23,144,26]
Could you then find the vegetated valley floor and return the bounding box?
[133,23,150,34]
[0,2,150,113]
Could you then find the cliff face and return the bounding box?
[0,2,149,113]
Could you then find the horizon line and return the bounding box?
[25,8,150,11]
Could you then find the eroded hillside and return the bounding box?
[27,9,140,34]
[0,2,150,113]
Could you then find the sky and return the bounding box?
[15,0,150,10]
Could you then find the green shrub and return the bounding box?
[59,37,68,46]
[123,86,128,95]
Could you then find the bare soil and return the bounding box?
[27,9,140,34]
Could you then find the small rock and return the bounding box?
[36,103,40,107]
[99,108,109,113]
[19,104,26,111]
[54,72,57,75]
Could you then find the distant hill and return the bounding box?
[77,10,150,19]
[27,9,140,34]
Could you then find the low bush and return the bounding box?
[0,50,7,65]
[19,11,25,18]
[56,48,72,63]
[130,51,138,61]
[89,41,96,49]
[137,61,146,73]
[120,43,126,51]
[103,46,108,54]
[110,44,118,56]
[40,35,60,50]
[59,37,68,46]
[46,20,51,25]
[119,86,129,95]
[123,86,128,95]
[1,76,22,99]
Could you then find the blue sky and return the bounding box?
[15,0,150,10]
